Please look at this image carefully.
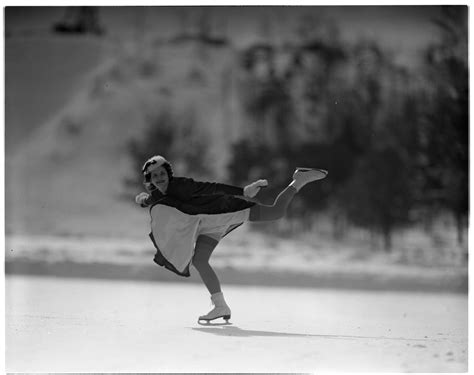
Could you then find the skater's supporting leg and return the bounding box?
[249,185,297,222]
[193,235,232,322]
[192,235,221,294]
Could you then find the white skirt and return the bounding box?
[150,205,251,273]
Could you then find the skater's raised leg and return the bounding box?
[249,185,297,222]
[249,167,327,222]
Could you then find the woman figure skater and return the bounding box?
[135,155,327,324]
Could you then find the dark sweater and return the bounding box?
[142,176,255,215]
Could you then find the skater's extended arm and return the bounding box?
[135,177,269,206]
[134,178,240,207]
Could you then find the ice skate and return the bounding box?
[291,167,328,191]
[198,292,232,325]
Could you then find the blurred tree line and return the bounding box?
[227,7,468,250]
[126,7,467,251]
[124,108,212,192]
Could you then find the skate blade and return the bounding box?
[198,315,232,326]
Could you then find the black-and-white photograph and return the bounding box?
[4,4,468,372]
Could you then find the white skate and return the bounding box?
[291,167,328,190]
[198,292,232,325]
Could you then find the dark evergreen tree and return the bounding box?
[420,6,468,244]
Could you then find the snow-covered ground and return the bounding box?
[6,275,467,372]
[5,232,468,293]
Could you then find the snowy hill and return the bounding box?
[6,33,248,237]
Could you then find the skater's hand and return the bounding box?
[244,179,268,198]
[135,192,149,205]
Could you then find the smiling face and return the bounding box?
[150,165,170,193]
